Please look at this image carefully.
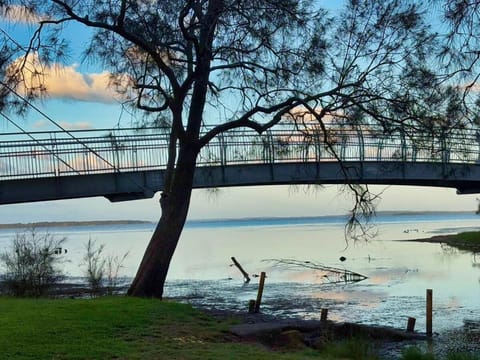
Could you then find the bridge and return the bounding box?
[1,125,480,204]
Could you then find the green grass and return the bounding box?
[0,296,376,360]
[441,231,480,252]
[401,347,435,360]
[321,338,379,360]
[1,297,477,359]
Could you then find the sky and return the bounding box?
[0,3,479,224]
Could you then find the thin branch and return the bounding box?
[50,0,181,94]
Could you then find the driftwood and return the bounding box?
[264,258,368,284]
[231,257,251,283]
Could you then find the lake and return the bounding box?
[0,212,479,333]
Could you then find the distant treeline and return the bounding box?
[0,220,153,230]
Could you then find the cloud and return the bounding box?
[464,83,480,92]
[0,5,46,24]
[33,120,93,130]
[8,53,132,104]
[42,67,120,103]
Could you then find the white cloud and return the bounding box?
[58,121,93,130]
[0,5,46,24]
[33,120,93,130]
[8,53,132,104]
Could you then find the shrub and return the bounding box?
[82,238,106,297]
[82,238,128,297]
[0,229,66,297]
[105,252,129,295]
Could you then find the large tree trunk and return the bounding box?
[127,145,197,298]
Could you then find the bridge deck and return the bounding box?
[1,126,479,204]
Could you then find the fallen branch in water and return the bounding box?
[230,257,251,283]
[264,258,368,284]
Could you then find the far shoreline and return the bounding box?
[0,210,477,231]
[0,220,153,230]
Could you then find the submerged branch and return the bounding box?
[264,258,368,285]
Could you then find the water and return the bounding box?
[0,212,479,333]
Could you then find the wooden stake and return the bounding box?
[426,289,433,337]
[321,308,328,322]
[231,257,250,283]
[248,300,256,313]
[254,272,266,313]
[406,317,416,332]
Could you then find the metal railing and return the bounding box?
[0,125,479,180]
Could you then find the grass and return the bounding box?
[320,338,379,360]
[451,231,480,250]
[414,231,480,253]
[0,296,379,360]
[437,231,480,252]
[401,347,435,360]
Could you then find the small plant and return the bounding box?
[81,238,128,296]
[82,238,106,297]
[0,229,66,297]
[105,252,129,295]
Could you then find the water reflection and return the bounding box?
[265,258,368,285]
[0,214,479,332]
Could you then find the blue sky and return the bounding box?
[0,2,478,223]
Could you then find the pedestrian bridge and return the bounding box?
[1,125,480,204]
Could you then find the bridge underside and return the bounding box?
[1,161,480,205]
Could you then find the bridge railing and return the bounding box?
[0,126,479,180]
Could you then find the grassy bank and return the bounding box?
[419,231,480,252]
[448,231,480,252]
[0,297,478,359]
[0,296,377,360]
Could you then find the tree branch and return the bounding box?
[50,0,181,94]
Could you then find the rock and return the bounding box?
[310,335,330,350]
[276,330,305,349]
[230,321,292,337]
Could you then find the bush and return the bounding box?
[82,238,106,297]
[0,229,66,297]
[82,238,128,297]
[105,252,129,295]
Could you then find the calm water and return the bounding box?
[0,212,479,333]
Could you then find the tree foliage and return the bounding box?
[435,0,480,126]
[0,1,451,132]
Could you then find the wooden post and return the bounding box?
[426,289,433,337]
[248,300,256,313]
[406,317,416,332]
[231,257,250,283]
[321,308,328,322]
[254,272,266,313]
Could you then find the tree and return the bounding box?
[0,0,463,298]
